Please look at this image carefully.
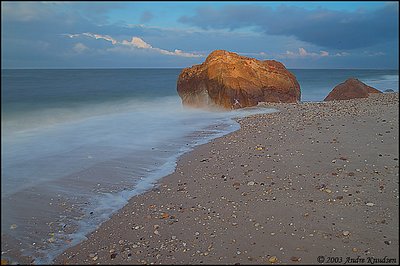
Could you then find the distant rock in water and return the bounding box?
[177,50,301,109]
[324,78,382,101]
[384,89,395,93]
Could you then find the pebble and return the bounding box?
[291,256,301,262]
[247,181,255,186]
[268,256,278,263]
[9,224,17,230]
[366,202,375,207]
[343,231,350,236]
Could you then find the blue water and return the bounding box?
[1,68,398,263]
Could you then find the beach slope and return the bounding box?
[52,93,399,265]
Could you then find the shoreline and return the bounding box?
[3,93,399,265]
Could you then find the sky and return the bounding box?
[1,1,399,69]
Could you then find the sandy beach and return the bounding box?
[3,93,398,265]
[50,93,399,265]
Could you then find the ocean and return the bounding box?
[1,68,398,263]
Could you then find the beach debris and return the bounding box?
[366,202,375,207]
[268,256,278,263]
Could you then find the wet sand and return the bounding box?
[4,93,400,265]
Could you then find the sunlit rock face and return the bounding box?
[177,50,301,109]
[324,78,382,101]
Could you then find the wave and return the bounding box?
[1,95,277,264]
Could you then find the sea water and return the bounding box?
[1,68,398,263]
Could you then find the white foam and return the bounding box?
[1,96,277,264]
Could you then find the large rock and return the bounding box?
[177,50,300,109]
[324,78,381,101]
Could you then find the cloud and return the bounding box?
[1,2,54,22]
[179,3,399,50]
[122,37,152,48]
[140,11,153,23]
[73,42,89,53]
[82,33,117,44]
[280,48,343,59]
[320,51,329,57]
[335,52,350,57]
[65,33,203,58]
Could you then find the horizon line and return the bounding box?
[2,67,399,71]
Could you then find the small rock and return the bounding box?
[366,202,375,207]
[343,231,350,236]
[291,256,301,262]
[247,181,255,186]
[268,256,278,263]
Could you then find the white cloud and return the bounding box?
[82,33,117,45]
[122,37,152,49]
[320,51,329,57]
[335,52,350,57]
[281,48,338,59]
[299,47,308,56]
[363,51,385,56]
[73,42,89,53]
[64,33,202,58]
